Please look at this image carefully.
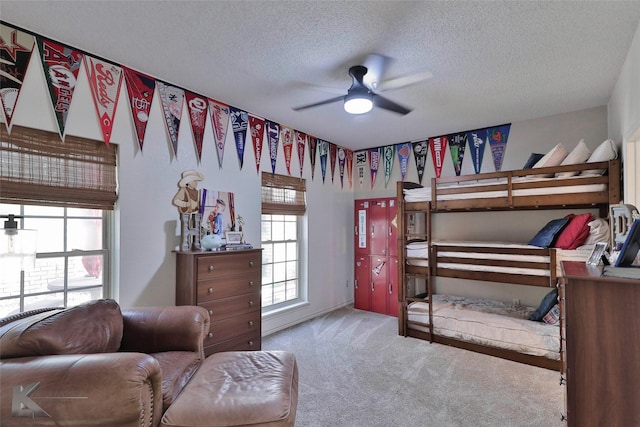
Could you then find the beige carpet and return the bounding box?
[262,306,565,427]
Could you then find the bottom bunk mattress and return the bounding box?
[407,294,560,360]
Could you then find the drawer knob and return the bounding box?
[208,287,214,294]
[208,310,213,316]
[249,261,254,267]
[208,265,214,272]
[248,340,254,347]
[248,301,254,307]
[207,332,213,338]
[249,281,254,287]
[248,320,254,327]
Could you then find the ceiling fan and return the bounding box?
[292,54,432,116]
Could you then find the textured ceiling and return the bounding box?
[2,1,640,151]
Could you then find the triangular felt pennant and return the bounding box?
[281,126,294,175]
[249,115,265,174]
[208,99,230,169]
[429,136,448,178]
[184,91,208,162]
[319,140,329,183]
[308,136,318,180]
[37,36,84,140]
[0,23,36,133]
[84,55,123,146]
[383,145,395,188]
[338,147,346,189]
[467,128,488,174]
[122,66,155,151]
[329,142,337,183]
[355,150,367,188]
[229,107,249,169]
[157,81,185,156]
[295,130,307,177]
[369,147,381,189]
[396,142,412,181]
[266,120,280,174]
[346,149,354,189]
[448,132,467,176]
[412,140,429,184]
[488,124,511,171]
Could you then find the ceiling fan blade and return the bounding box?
[362,53,392,90]
[373,94,412,115]
[292,81,346,95]
[292,95,344,111]
[377,70,433,92]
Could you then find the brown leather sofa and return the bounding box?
[0,299,298,427]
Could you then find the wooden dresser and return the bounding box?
[560,261,640,426]
[175,249,262,356]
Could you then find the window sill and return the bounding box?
[262,300,310,319]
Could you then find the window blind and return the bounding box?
[261,172,306,215]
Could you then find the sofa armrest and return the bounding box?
[120,306,209,355]
[0,352,162,427]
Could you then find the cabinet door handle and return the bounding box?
[208,287,214,294]
[208,265,215,272]
[371,225,374,236]
[355,279,358,289]
[371,282,375,293]
[388,283,392,294]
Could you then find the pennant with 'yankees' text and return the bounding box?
[448,132,467,176]
[266,120,280,174]
[37,37,84,140]
[230,107,249,169]
[184,91,208,162]
[329,143,337,183]
[467,128,488,174]
[0,23,36,133]
[249,115,265,174]
[208,99,230,168]
[295,130,307,177]
[396,142,412,181]
[308,136,318,180]
[488,124,510,171]
[319,140,329,183]
[338,147,347,188]
[281,126,294,175]
[429,136,448,178]
[122,67,155,151]
[369,147,381,189]
[383,145,395,188]
[84,56,123,146]
[356,150,367,188]
[412,140,429,184]
[157,81,184,156]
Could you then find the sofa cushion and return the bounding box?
[0,299,123,359]
[152,351,203,413]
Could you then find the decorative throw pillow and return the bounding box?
[583,218,611,246]
[580,139,618,176]
[528,217,571,248]
[532,143,569,177]
[523,153,544,169]
[556,140,592,178]
[542,304,561,325]
[554,213,594,250]
[529,288,558,321]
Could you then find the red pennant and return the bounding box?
[429,136,448,178]
[295,130,307,177]
[185,91,208,162]
[249,115,265,173]
[84,56,123,146]
[281,126,294,175]
[122,67,155,151]
[208,99,230,168]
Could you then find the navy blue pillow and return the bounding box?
[528,217,570,248]
[523,153,544,169]
[529,288,558,321]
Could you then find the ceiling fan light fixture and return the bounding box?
[344,90,373,114]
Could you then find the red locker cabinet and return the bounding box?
[353,198,399,317]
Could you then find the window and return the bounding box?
[261,173,306,310]
[0,126,117,316]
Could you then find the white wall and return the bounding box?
[7,45,354,335]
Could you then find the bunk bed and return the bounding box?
[396,159,620,371]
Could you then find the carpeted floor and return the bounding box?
[262,306,565,427]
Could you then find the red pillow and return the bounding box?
[554,213,593,249]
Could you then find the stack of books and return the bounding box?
[222,243,253,251]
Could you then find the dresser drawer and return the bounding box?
[197,252,261,279]
[196,271,260,302]
[199,292,260,320]
[204,331,261,356]
[205,311,260,346]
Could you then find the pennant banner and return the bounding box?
[468,128,488,174]
[295,130,306,177]
[396,142,412,181]
[355,150,367,188]
[338,147,346,188]
[369,147,381,189]
[249,115,265,173]
[308,136,317,180]
[184,91,208,162]
[412,140,429,184]
[122,67,155,151]
[84,56,123,146]
[0,23,36,133]
[329,143,337,183]
[429,136,448,178]
[448,132,467,176]
[266,120,280,174]
[208,99,230,169]
[346,149,354,189]
[230,107,249,169]
[37,37,84,139]
[319,140,329,183]
[488,124,511,171]
[383,145,395,188]
[281,126,294,175]
[157,81,185,156]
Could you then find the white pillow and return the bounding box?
[532,143,569,177]
[580,139,618,176]
[556,139,592,178]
